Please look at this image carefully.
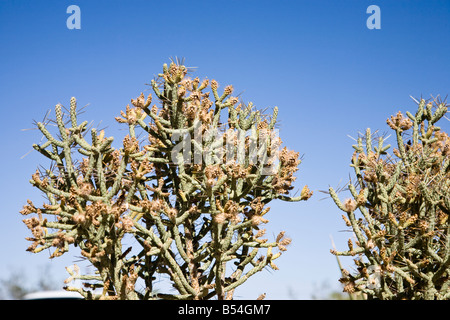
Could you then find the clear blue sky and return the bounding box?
[0,0,449,299]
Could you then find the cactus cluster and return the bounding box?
[20,61,311,300]
[329,98,450,299]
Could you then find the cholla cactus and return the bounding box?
[329,97,450,299]
[20,61,311,300]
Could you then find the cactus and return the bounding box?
[329,97,450,299]
[20,61,311,300]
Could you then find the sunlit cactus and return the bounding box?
[20,61,311,300]
[329,97,450,299]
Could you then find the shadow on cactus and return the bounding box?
[20,61,311,300]
[329,97,450,299]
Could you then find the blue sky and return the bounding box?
[0,0,449,299]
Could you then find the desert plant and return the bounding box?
[329,97,450,299]
[20,61,311,300]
